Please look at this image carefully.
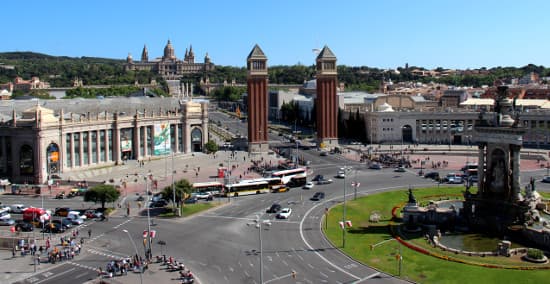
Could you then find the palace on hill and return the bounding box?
[124,40,214,79]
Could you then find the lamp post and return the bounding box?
[247,216,271,284]
[171,152,178,216]
[122,229,143,284]
[342,166,352,248]
[144,175,152,260]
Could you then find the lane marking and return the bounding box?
[34,267,76,284]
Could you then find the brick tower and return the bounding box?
[315,45,338,148]
[246,44,269,153]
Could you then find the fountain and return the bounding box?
[403,86,550,260]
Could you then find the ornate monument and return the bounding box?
[462,86,550,249]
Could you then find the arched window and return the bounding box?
[20,145,34,175]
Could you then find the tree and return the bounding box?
[204,140,219,154]
[161,178,193,204]
[84,184,121,210]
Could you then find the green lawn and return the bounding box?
[324,187,550,284]
[157,202,222,217]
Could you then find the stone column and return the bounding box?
[104,130,109,162]
[511,144,521,200]
[114,128,121,165]
[174,123,179,153]
[477,143,485,193]
[134,124,141,160]
[70,133,75,168]
[95,130,100,164]
[185,123,191,153]
[87,131,92,165]
[79,132,84,167]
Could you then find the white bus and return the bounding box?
[271,167,308,184]
[192,181,225,196]
[224,181,270,197]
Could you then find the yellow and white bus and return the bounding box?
[271,167,307,184]
[224,180,270,197]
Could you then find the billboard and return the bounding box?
[153,123,171,155]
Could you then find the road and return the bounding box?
[9,110,550,284]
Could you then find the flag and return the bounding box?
[345,220,353,228]
[339,221,344,229]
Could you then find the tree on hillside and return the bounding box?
[84,184,121,210]
[161,179,193,204]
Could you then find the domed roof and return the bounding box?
[377,102,394,112]
[163,40,175,59]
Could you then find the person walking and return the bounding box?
[88,229,92,239]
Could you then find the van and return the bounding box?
[23,207,49,222]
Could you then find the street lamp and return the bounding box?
[143,174,153,260]
[342,166,353,248]
[247,216,271,284]
[122,229,143,284]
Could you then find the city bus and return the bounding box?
[287,173,307,188]
[271,167,307,184]
[223,180,270,197]
[192,181,225,196]
[238,177,286,192]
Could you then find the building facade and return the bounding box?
[0,97,208,184]
[124,40,214,79]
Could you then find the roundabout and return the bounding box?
[323,186,550,283]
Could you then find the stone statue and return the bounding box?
[408,188,417,204]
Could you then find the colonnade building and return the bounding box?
[0,97,208,184]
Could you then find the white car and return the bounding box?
[0,211,11,220]
[10,204,27,213]
[337,171,345,178]
[303,182,315,189]
[68,211,87,220]
[67,217,84,225]
[194,192,212,200]
[276,208,292,219]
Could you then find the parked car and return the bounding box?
[0,218,15,226]
[276,208,292,219]
[66,216,85,225]
[310,192,325,201]
[184,197,198,204]
[84,210,103,219]
[10,204,27,214]
[320,151,328,156]
[542,176,550,183]
[68,211,87,220]
[193,192,212,200]
[369,163,382,170]
[0,211,11,220]
[149,199,169,208]
[303,182,315,189]
[15,220,34,232]
[54,207,70,217]
[266,203,282,214]
[42,222,65,233]
[317,178,333,185]
[312,175,324,182]
[445,173,463,184]
[394,166,406,173]
[51,219,73,229]
[424,172,440,180]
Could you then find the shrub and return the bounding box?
[527,248,544,260]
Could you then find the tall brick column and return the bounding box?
[246,44,269,153]
[315,46,338,148]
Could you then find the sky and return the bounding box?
[3,0,550,69]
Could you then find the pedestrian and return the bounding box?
[88,229,92,238]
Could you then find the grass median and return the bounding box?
[158,201,223,218]
[324,186,550,283]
